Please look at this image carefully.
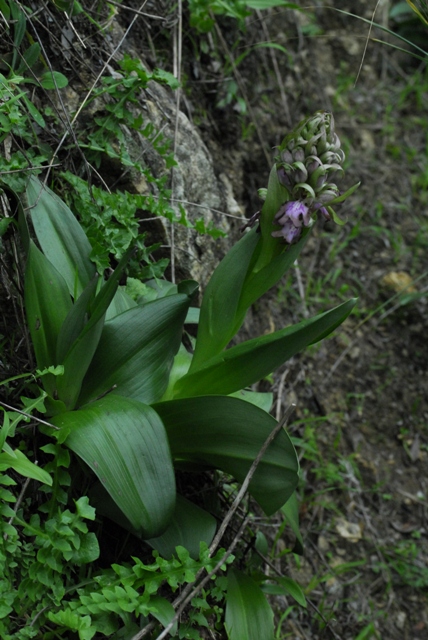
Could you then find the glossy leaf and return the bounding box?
[90,483,216,560]
[232,166,311,333]
[225,569,274,640]
[55,249,132,410]
[190,168,311,369]
[235,230,310,327]
[229,389,273,413]
[78,294,192,406]
[24,241,71,393]
[147,495,217,559]
[160,345,193,402]
[175,299,356,398]
[149,597,176,634]
[106,287,137,321]
[56,276,99,363]
[54,395,175,537]
[189,227,260,370]
[153,396,298,515]
[253,165,291,273]
[26,175,95,297]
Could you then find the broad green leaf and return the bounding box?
[281,491,303,555]
[149,597,177,635]
[106,287,137,321]
[235,231,310,326]
[54,395,175,537]
[229,389,273,413]
[147,495,217,559]
[25,241,72,389]
[26,176,95,297]
[190,168,309,368]
[55,249,132,410]
[160,345,193,402]
[225,569,274,640]
[0,448,52,485]
[252,165,291,274]
[261,576,306,607]
[153,396,298,515]
[56,277,99,363]
[90,483,216,559]
[175,299,356,398]
[185,307,200,324]
[189,227,260,371]
[56,325,106,410]
[78,294,192,406]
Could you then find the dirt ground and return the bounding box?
[2,1,428,638]
[210,4,428,639]
[170,2,428,638]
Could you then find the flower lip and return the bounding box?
[272,217,302,244]
[283,201,310,227]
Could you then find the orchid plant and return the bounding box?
[2,110,358,639]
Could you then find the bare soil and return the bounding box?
[209,5,428,639]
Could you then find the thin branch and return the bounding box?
[154,516,250,640]
[354,0,382,86]
[131,404,296,640]
[6,476,31,534]
[0,401,59,430]
[209,403,296,557]
[106,0,165,21]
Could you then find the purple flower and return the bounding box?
[275,201,310,228]
[272,201,311,244]
[272,218,302,244]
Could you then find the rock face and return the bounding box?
[76,16,243,288]
[52,15,245,290]
[140,78,243,286]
